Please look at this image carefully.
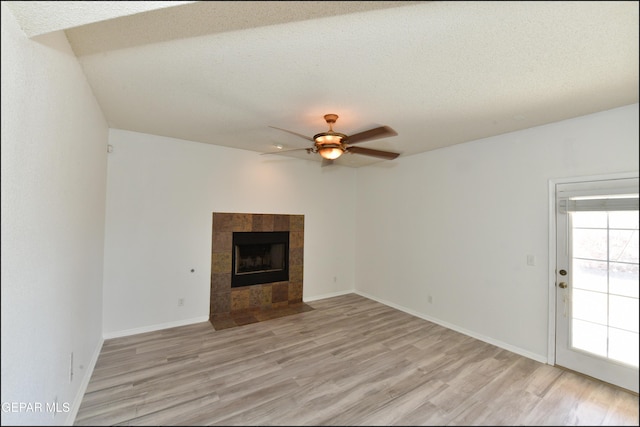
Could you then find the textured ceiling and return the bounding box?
[7,1,639,167]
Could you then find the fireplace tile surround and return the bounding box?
[210,212,307,329]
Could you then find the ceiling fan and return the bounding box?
[265,114,399,165]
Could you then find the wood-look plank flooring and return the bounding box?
[75,294,639,426]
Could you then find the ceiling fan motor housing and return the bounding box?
[313,131,347,159]
[314,113,345,149]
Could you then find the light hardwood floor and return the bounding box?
[75,294,639,426]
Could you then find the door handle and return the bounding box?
[558,282,568,289]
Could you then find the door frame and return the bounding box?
[547,171,639,365]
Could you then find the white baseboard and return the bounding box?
[304,289,354,302]
[65,337,104,426]
[353,290,548,365]
[103,316,210,340]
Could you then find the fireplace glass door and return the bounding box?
[231,232,289,287]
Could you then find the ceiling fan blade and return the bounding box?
[269,126,313,141]
[347,126,397,145]
[261,147,311,155]
[346,146,400,160]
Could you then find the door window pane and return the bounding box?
[572,211,607,228]
[609,211,640,230]
[573,259,608,293]
[573,289,607,325]
[610,262,639,298]
[610,230,639,263]
[572,319,607,357]
[609,328,639,367]
[609,295,639,333]
[573,228,607,260]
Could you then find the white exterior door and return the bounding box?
[554,176,639,393]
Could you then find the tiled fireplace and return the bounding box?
[210,212,305,327]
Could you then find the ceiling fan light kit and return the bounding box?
[266,113,400,164]
[316,144,344,160]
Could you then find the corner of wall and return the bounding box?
[65,337,104,426]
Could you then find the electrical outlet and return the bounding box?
[178,298,184,306]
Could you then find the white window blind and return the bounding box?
[557,177,639,213]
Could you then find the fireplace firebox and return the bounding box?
[231,231,289,288]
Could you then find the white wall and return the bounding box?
[355,103,639,362]
[0,4,109,426]
[102,129,356,335]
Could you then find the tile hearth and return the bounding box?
[210,303,315,330]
